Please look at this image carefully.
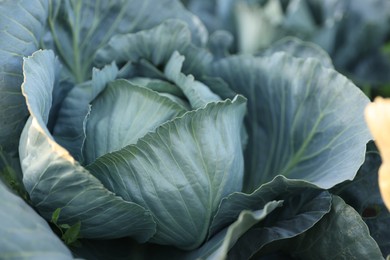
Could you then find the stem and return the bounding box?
[48,0,73,72]
[72,1,84,83]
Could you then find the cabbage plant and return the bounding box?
[183,0,390,87]
[0,0,385,259]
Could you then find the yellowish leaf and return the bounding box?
[365,97,390,210]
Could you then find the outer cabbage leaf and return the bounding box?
[208,176,326,238]
[152,200,283,260]
[282,196,383,259]
[0,0,48,153]
[210,52,371,192]
[44,0,207,83]
[125,187,330,259]
[226,190,332,259]
[19,50,156,241]
[206,200,283,259]
[332,147,390,256]
[0,180,73,260]
[70,201,282,260]
[87,96,247,249]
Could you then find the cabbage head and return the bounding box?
[0,0,383,259]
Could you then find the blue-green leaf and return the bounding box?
[210,52,371,192]
[227,190,332,259]
[207,30,234,59]
[70,202,282,260]
[53,62,118,161]
[95,19,212,82]
[183,0,237,35]
[45,0,207,83]
[82,79,186,165]
[164,51,221,109]
[208,175,324,239]
[285,196,383,259]
[19,50,156,242]
[128,78,186,99]
[260,37,333,69]
[0,0,48,153]
[207,200,283,260]
[95,20,191,68]
[89,188,327,260]
[87,96,247,249]
[0,180,73,259]
[142,200,283,260]
[332,147,390,256]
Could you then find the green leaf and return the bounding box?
[0,180,73,259]
[19,50,157,242]
[51,207,82,246]
[62,221,81,246]
[82,79,186,165]
[51,208,61,225]
[0,149,27,199]
[210,52,371,192]
[60,224,71,230]
[87,96,247,249]
[0,0,48,153]
[285,196,383,259]
[45,0,207,83]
